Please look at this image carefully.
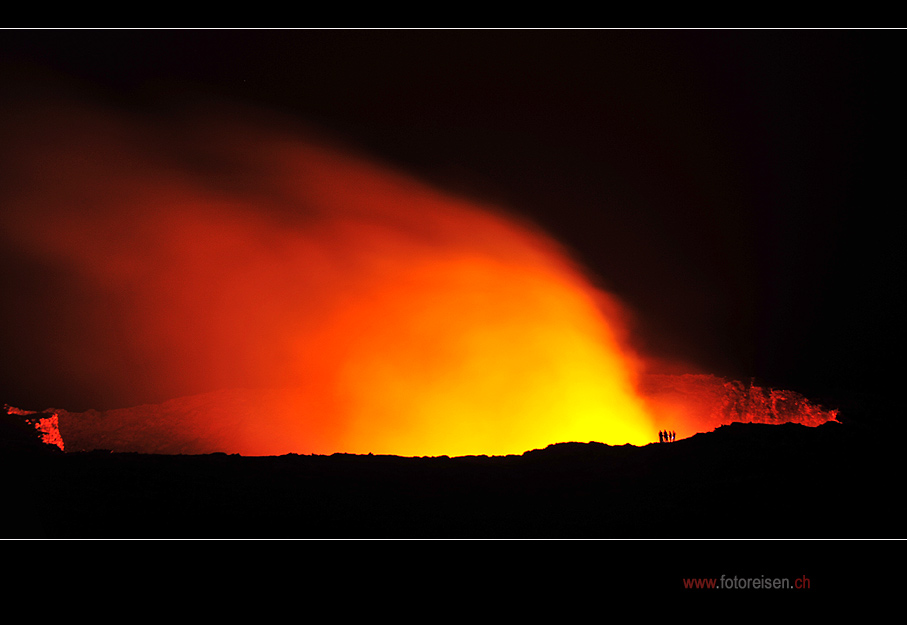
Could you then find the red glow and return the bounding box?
[4,406,65,451]
[638,374,839,441]
[0,94,838,456]
[1,96,660,456]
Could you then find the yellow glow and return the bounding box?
[1,96,658,457]
[301,255,655,457]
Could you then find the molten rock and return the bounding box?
[2,405,65,452]
[638,373,839,441]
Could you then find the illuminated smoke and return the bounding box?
[0,89,657,456]
[0,86,839,457]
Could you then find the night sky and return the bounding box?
[0,29,901,414]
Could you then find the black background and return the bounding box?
[1,28,903,597]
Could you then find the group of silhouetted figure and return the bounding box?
[659,430,676,443]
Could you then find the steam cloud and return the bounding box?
[0,85,658,456]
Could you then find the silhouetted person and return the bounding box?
[671,430,676,442]
[658,430,664,443]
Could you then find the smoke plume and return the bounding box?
[1,86,658,456]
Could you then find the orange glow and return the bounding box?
[293,255,654,456]
[0,93,838,457]
[0,95,656,456]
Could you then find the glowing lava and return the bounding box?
[0,91,657,456]
[638,374,840,442]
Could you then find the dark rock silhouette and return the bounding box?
[0,414,894,538]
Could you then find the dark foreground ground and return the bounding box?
[2,402,898,539]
